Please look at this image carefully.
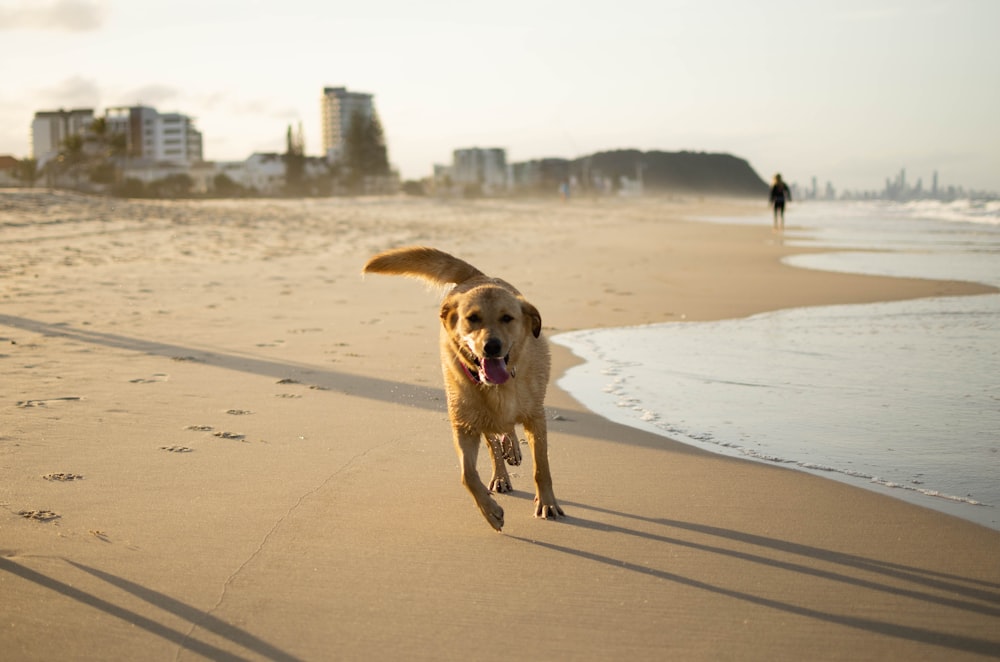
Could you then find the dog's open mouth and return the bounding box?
[457,344,513,386]
[479,355,510,385]
[476,354,511,385]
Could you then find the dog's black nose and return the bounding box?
[484,338,503,358]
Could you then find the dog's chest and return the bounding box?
[481,384,519,420]
[450,381,522,433]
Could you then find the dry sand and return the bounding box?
[1,190,998,661]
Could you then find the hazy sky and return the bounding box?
[2,0,998,192]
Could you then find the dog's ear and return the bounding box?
[440,299,459,330]
[521,301,542,338]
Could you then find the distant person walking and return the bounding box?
[769,173,791,231]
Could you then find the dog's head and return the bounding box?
[440,282,541,386]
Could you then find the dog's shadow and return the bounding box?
[506,499,999,657]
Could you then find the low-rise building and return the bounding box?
[215,153,287,194]
[31,108,95,168]
[0,155,21,186]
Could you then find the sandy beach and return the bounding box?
[2,190,998,661]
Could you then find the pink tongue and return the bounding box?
[480,358,510,385]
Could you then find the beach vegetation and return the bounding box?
[343,109,390,193]
[401,179,427,196]
[284,123,307,195]
[89,161,117,185]
[13,158,39,187]
[148,173,194,197]
[113,178,147,198]
[213,173,246,197]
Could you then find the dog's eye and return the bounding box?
[466,313,481,324]
[500,314,514,323]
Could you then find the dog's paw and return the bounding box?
[478,498,505,531]
[489,475,513,493]
[501,433,522,466]
[534,496,566,520]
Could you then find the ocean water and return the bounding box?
[553,200,1000,530]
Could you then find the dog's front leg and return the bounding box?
[455,429,505,531]
[524,416,565,520]
[486,434,514,494]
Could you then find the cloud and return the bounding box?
[268,106,300,121]
[0,0,108,31]
[117,84,181,108]
[834,3,946,23]
[194,92,300,120]
[36,75,102,108]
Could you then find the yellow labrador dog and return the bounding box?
[363,246,564,531]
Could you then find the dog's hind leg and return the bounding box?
[455,430,505,531]
[486,434,514,493]
[500,430,522,466]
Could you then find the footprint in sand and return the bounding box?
[42,472,84,481]
[160,445,194,453]
[129,373,168,384]
[274,378,326,391]
[17,396,83,408]
[213,431,246,441]
[226,409,253,415]
[19,510,60,522]
[185,424,214,432]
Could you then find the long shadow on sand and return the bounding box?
[0,313,701,454]
[0,312,442,409]
[0,557,301,661]
[508,500,1000,658]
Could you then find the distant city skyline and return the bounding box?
[1,0,998,192]
[792,166,997,201]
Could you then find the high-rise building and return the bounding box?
[104,106,203,164]
[31,108,95,166]
[321,86,373,164]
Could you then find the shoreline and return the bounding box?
[550,304,999,530]
[2,192,998,660]
[548,202,1000,530]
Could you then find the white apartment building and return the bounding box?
[321,86,373,164]
[31,108,95,167]
[104,105,203,164]
[214,153,287,194]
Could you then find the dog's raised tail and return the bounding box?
[363,246,484,286]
